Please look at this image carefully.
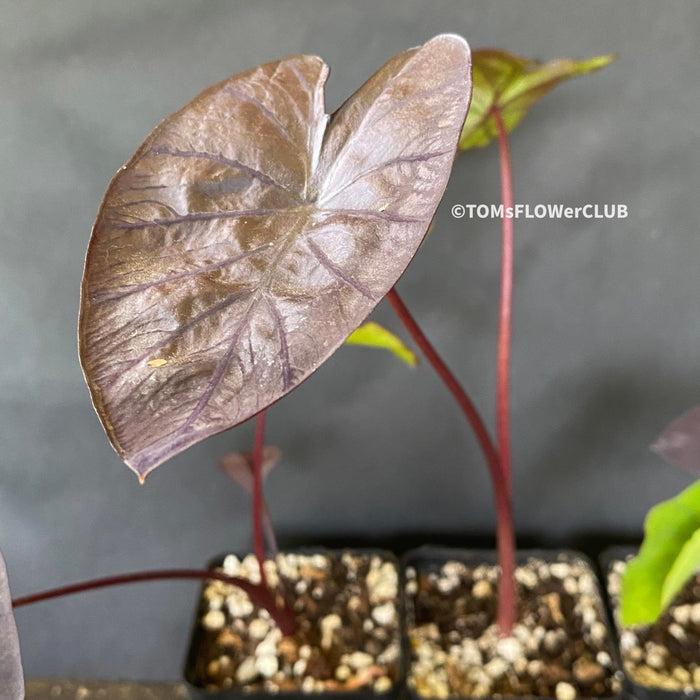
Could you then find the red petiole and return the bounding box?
[385,106,519,634]
[252,410,269,589]
[12,568,296,636]
[491,106,517,632]
[386,288,516,633]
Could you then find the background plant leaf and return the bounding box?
[620,479,700,625]
[345,322,417,367]
[80,35,471,479]
[651,405,700,475]
[0,550,24,699]
[459,49,615,150]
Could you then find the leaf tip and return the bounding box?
[128,460,151,485]
[588,53,618,69]
[427,33,471,53]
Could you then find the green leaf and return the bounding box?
[345,322,417,367]
[661,527,700,610]
[620,479,700,625]
[459,50,616,150]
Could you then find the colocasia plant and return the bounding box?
[406,49,619,700]
[78,30,470,634]
[1,34,471,695]
[0,34,623,697]
[429,49,616,634]
[401,50,621,700]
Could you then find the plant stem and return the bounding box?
[493,480,516,634]
[491,107,514,499]
[385,289,516,633]
[262,503,279,557]
[252,410,268,589]
[491,106,517,633]
[385,288,502,485]
[12,569,296,635]
[251,411,292,621]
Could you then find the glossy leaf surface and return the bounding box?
[80,35,471,479]
[345,321,417,367]
[620,479,700,625]
[651,405,700,475]
[459,50,614,150]
[0,551,24,699]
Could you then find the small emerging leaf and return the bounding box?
[620,479,700,625]
[220,446,282,493]
[459,49,615,150]
[651,405,700,475]
[80,35,472,479]
[345,322,417,367]
[0,550,24,699]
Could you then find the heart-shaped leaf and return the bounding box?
[80,35,471,480]
[0,551,24,699]
[459,50,615,150]
[345,322,417,367]
[651,405,700,475]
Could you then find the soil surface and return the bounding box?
[608,558,700,691]
[406,553,622,699]
[189,551,401,693]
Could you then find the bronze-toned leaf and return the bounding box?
[459,50,615,150]
[0,551,24,699]
[80,35,472,479]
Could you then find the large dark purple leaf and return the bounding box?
[0,551,24,699]
[80,35,471,480]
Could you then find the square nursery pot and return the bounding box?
[403,547,624,700]
[184,548,403,699]
[25,679,189,699]
[601,546,700,700]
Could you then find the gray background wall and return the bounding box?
[1,0,698,681]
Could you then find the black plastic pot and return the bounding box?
[402,546,624,700]
[25,679,189,699]
[184,548,404,699]
[600,546,700,700]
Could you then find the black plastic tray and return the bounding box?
[402,546,624,700]
[184,547,404,700]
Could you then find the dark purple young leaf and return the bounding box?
[220,446,282,493]
[0,551,24,699]
[651,405,700,475]
[79,35,472,480]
